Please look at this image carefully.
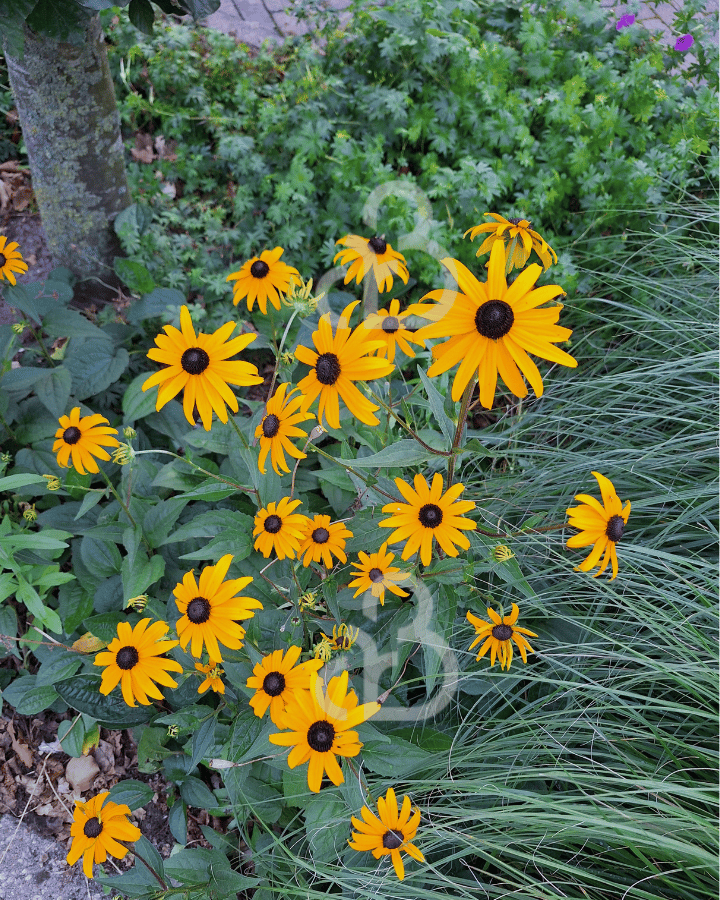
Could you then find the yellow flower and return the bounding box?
[112,443,134,466]
[566,471,631,580]
[465,212,558,273]
[268,670,381,792]
[226,247,301,314]
[126,595,148,612]
[294,300,395,430]
[378,473,476,567]
[360,297,426,363]
[246,645,324,726]
[43,474,61,491]
[334,234,409,293]
[253,496,310,560]
[254,383,315,476]
[348,787,425,880]
[141,305,263,431]
[492,544,514,562]
[66,791,142,879]
[297,513,353,569]
[314,637,334,662]
[466,603,537,670]
[0,235,29,285]
[94,618,182,707]
[52,408,120,476]
[173,554,263,661]
[412,242,577,409]
[327,623,360,652]
[195,660,225,695]
[348,541,411,605]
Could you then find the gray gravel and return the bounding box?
[0,814,106,900]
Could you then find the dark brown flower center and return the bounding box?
[263,514,282,534]
[337,635,351,649]
[315,352,341,386]
[312,527,330,544]
[507,217,531,229]
[475,300,514,340]
[262,671,286,697]
[307,719,335,752]
[369,567,384,583]
[187,596,211,624]
[83,817,104,839]
[0,254,7,268]
[382,829,404,850]
[181,347,210,375]
[382,316,399,333]
[418,503,443,529]
[368,236,387,255]
[606,514,625,543]
[116,646,139,670]
[251,260,270,278]
[262,413,280,438]
[492,623,513,641]
[63,426,82,445]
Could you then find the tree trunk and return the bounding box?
[4,14,130,305]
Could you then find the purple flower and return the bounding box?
[674,34,694,52]
[616,14,635,30]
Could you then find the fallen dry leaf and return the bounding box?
[65,754,100,792]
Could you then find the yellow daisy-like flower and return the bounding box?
[297,513,353,569]
[348,541,412,605]
[314,636,334,662]
[348,787,425,881]
[334,233,409,293]
[226,247,301,315]
[94,618,182,708]
[195,660,225,695]
[66,791,142,879]
[412,241,577,409]
[0,235,29,285]
[268,669,381,792]
[173,554,263,661]
[465,213,558,273]
[253,496,310,560]
[327,622,360,651]
[360,297,426,363]
[52,408,121,476]
[141,305,263,431]
[246,645,324,727]
[255,382,315,475]
[294,300,395,430]
[566,471,631,580]
[466,603,537,670]
[379,473,476,567]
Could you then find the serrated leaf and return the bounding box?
[56,674,154,727]
[114,257,156,295]
[41,307,106,339]
[123,371,162,423]
[126,286,184,326]
[63,338,129,400]
[80,534,122,578]
[35,651,83,686]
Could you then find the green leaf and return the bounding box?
[0,473,47,492]
[128,0,155,34]
[58,715,86,757]
[35,650,83,686]
[177,0,221,20]
[143,497,188,548]
[63,337,129,400]
[176,477,243,502]
[41,307,106,340]
[74,488,105,520]
[305,792,346,863]
[168,797,187,844]
[343,438,441,468]
[56,674,154,728]
[0,604,19,659]
[417,367,455,445]
[227,705,266,763]
[107,779,155,811]
[361,734,432,777]
[82,611,124,643]
[34,365,72,418]
[15,577,63,632]
[80,535,122,578]
[1,364,53,394]
[2,673,59,714]
[126,286,184,326]
[114,257,156,295]
[137,726,173,771]
[122,372,162,424]
[25,0,92,41]
[188,716,217,772]
[121,551,165,602]
[180,775,217,809]
[58,580,94,635]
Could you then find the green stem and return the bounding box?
[133,449,257,498]
[227,412,250,449]
[364,386,452,457]
[447,376,477,487]
[0,408,19,442]
[97,467,153,554]
[130,848,168,891]
[25,323,55,367]
[268,308,299,402]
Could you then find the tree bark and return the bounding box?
[4,13,130,304]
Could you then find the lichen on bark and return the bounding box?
[4,14,130,284]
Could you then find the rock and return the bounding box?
[64,756,100,793]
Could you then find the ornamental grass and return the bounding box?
[0,2,716,896]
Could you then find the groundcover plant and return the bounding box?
[0,2,717,900]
